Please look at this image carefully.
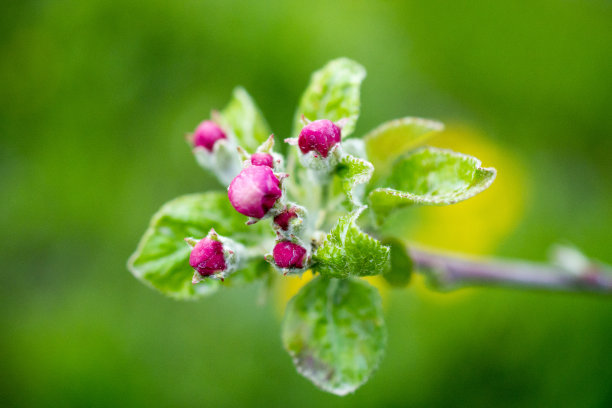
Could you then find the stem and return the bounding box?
[409,247,612,294]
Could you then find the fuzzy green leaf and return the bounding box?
[282,277,386,396]
[364,117,444,179]
[314,207,390,278]
[293,58,366,138]
[337,154,374,206]
[219,87,271,152]
[128,192,270,300]
[369,147,496,223]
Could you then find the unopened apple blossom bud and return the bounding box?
[228,165,282,219]
[188,237,226,276]
[273,241,307,269]
[273,207,298,231]
[250,152,274,168]
[298,119,341,158]
[186,229,244,282]
[193,120,226,151]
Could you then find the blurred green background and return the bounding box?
[2,0,612,406]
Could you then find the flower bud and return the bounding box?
[250,152,274,168]
[273,241,307,269]
[298,119,341,158]
[193,120,226,151]
[273,207,298,231]
[228,165,282,219]
[186,229,244,282]
[188,237,226,277]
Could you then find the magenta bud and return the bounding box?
[273,208,298,231]
[189,238,226,276]
[193,120,227,151]
[250,152,274,168]
[228,166,282,218]
[273,241,307,269]
[298,119,341,158]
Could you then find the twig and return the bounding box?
[409,246,612,294]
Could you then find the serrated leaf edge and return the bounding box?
[314,207,390,278]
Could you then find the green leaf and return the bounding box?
[313,207,390,278]
[219,87,271,152]
[292,58,366,138]
[282,277,386,396]
[382,239,413,287]
[368,147,496,223]
[337,154,374,206]
[364,117,444,179]
[128,192,270,300]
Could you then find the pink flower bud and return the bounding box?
[273,241,307,269]
[298,119,341,158]
[250,152,274,168]
[193,120,226,151]
[228,165,282,218]
[189,238,226,276]
[273,208,298,231]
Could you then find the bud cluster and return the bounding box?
[186,113,346,281]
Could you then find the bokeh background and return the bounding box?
[2,0,612,406]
